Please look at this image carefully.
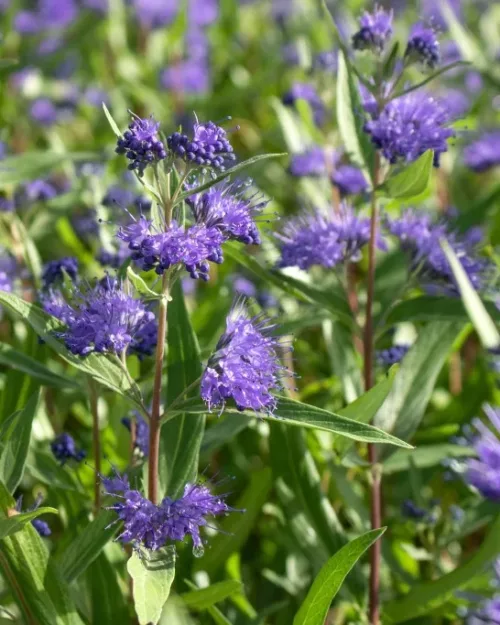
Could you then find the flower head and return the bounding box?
[0,253,17,294]
[15,495,51,537]
[289,146,339,178]
[464,131,500,173]
[465,405,500,501]
[401,499,427,520]
[405,23,440,69]
[161,59,210,95]
[352,7,393,53]
[364,91,455,166]
[376,344,410,367]
[22,179,57,203]
[106,475,231,552]
[30,98,58,126]
[167,120,236,171]
[277,205,384,271]
[132,0,176,29]
[42,257,78,289]
[331,165,369,196]
[282,82,324,126]
[116,114,167,177]
[51,432,86,464]
[201,302,289,414]
[122,413,149,457]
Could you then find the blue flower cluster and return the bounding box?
[464,131,500,173]
[105,472,230,552]
[364,92,455,166]
[277,205,385,271]
[15,495,51,537]
[376,344,410,367]
[464,405,500,502]
[41,257,79,289]
[289,147,339,178]
[167,120,236,170]
[116,115,167,177]
[352,7,393,53]
[405,23,440,69]
[332,165,369,197]
[388,209,488,294]
[118,180,265,281]
[282,82,325,126]
[41,279,157,358]
[51,432,86,464]
[201,303,289,414]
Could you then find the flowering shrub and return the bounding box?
[1,1,500,624]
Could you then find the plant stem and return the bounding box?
[89,379,101,515]
[364,152,382,625]
[148,272,170,504]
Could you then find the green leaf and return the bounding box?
[88,552,129,625]
[127,266,159,298]
[384,151,434,199]
[384,295,500,326]
[383,444,474,474]
[0,151,99,186]
[169,396,412,448]
[195,468,272,576]
[384,515,500,622]
[57,510,118,583]
[335,367,397,455]
[0,483,85,625]
[160,280,204,499]
[201,417,250,457]
[0,291,144,411]
[102,102,122,137]
[441,239,500,350]
[180,580,242,610]
[175,153,287,205]
[0,507,58,540]
[127,546,176,625]
[0,390,41,493]
[0,343,80,389]
[374,322,463,447]
[336,51,375,182]
[294,528,386,625]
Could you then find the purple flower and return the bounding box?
[289,147,339,178]
[42,257,78,289]
[71,209,99,242]
[160,59,210,95]
[332,165,369,196]
[14,11,41,34]
[40,290,75,324]
[43,280,157,358]
[15,495,51,537]
[388,209,489,293]
[313,49,338,73]
[405,23,440,69]
[97,241,131,270]
[189,0,218,27]
[30,98,58,126]
[106,475,231,552]
[122,413,149,456]
[0,196,14,213]
[38,0,78,28]
[364,91,455,166]
[201,302,289,414]
[277,205,385,271]
[167,120,237,171]
[402,499,427,520]
[187,180,265,245]
[132,0,177,28]
[437,89,470,119]
[0,254,17,294]
[376,344,410,366]
[464,131,500,173]
[282,82,325,126]
[465,405,500,501]
[231,275,257,298]
[116,114,167,177]
[352,7,393,53]
[22,179,58,203]
[51,433,86,464]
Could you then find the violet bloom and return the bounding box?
[15,495,51,537]
[42,257,79,289]
[464,131,500,173]
[22,179,58,203]
[201,302,289,414]
[437,89,470,119]
[167,120,237,171]
[42,279,157,358]
[376,344,410,367]
[313,49,338,73]
[132,0,177,28]
[14,11,41,34]
[289,147,339,178]
[405,23,440,69]
[364,91,455,166]
[388,209,488,294]
[122,413,149,456]
[282,82,325,126]
[189,0,218,27]
[30,98,58,126]
[0,254,17,294]
[331,165,369,196]
[232,275,257,298]
[38,0,78,29]
[352,7,393,53]
[116,114,167,177]
[106,475,231,552]
[401,499,427,520]
[160,59,210,95]
[51,433,86,464]
[465,405,500,501]
[277,205,385,271]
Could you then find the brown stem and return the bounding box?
[89,379,101,515]
[364,152,382,625]
[148,273,170,504]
